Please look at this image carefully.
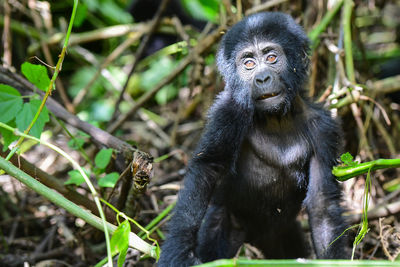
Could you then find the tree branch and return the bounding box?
[0,66,141,161]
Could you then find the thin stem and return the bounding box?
[138,202,175,238]
[308,0,344,50]
[5,0,79,161]
[0,122,156,259]
[343,0,355,83]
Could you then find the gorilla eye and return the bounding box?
[266,54,277,63]
[244,59,256,69]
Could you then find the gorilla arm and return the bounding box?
[304,113,348,259]
[158,91,252,266]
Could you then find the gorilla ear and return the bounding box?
[216,39,234,82]
[216,44,225,75]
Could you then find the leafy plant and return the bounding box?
[21,62,51,92]
[0,62,51,151]
[181,0,220,23]
[333,153,400,259]
[340,152,359,167]
[16,99,49,138]
[65,148,120,188]
[65,169,89,186]
[140,57,180,105]
[110,220,131,267]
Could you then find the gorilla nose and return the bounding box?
[255,72,272,86]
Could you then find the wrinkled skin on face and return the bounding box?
[235,41,289,113]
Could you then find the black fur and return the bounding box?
[158,12,348,266]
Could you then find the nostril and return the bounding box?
[256,75,271,85]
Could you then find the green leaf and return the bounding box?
[95,148,113,169]
[383,178,400,192]
[98,172,119,188]
[340,152,358,167]
[340,152,353,163]
[69,67,99,98]
[140,108,168,127]
[0,84,22,123]
[65,170,86,186]
[89,100,114,122]
[73,3,88,27]
[111,220,130,254]
[117,246,128,267]
[140,57,179,105]
[100,0,133,24]
[0,120,18,151]
[67,138,86,149]
[181,0,219,23]
[153,244,161,260]
[140,57,175,91]
[154,153,171,163]
[384,183,400,192]
[81,0,97,11]
[67,131,89,149]
[21,62,51,92]
[15,99,49,139]
[155,84,178,106]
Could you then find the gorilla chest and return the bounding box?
[227,131,310,217]
[235,129,311,187]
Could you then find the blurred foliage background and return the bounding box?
[1,0,400,266]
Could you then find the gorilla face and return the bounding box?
[235,41,294,114]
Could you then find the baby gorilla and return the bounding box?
[158,12,348,266]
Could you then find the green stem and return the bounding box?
[332,158,400,181]
[343,0,355,83]
[308,0,344,50]
[0,122,156,259]
[351,167,371,259]
[1,119,112,262]
[138,202,175,238]
[5,0,79,161]
[100,199,150,237]
[0,156,156,257]
[196,259,397,266]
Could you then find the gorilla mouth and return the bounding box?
[256,92,279,100]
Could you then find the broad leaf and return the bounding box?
[98,172,119,188]
[0,120,18,151]
[181,0,219,23]
[140,57,179,105]
[15,99,49,138]
[65,169,86,186]
[100,0,132,24]
[95,148,113,169]
[155,84,178,106]
[110,220,130,255]
[21,62,51,92]
[73,3,88,27]
[0,84,22,123]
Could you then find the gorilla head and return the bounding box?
[217,12,310,114]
